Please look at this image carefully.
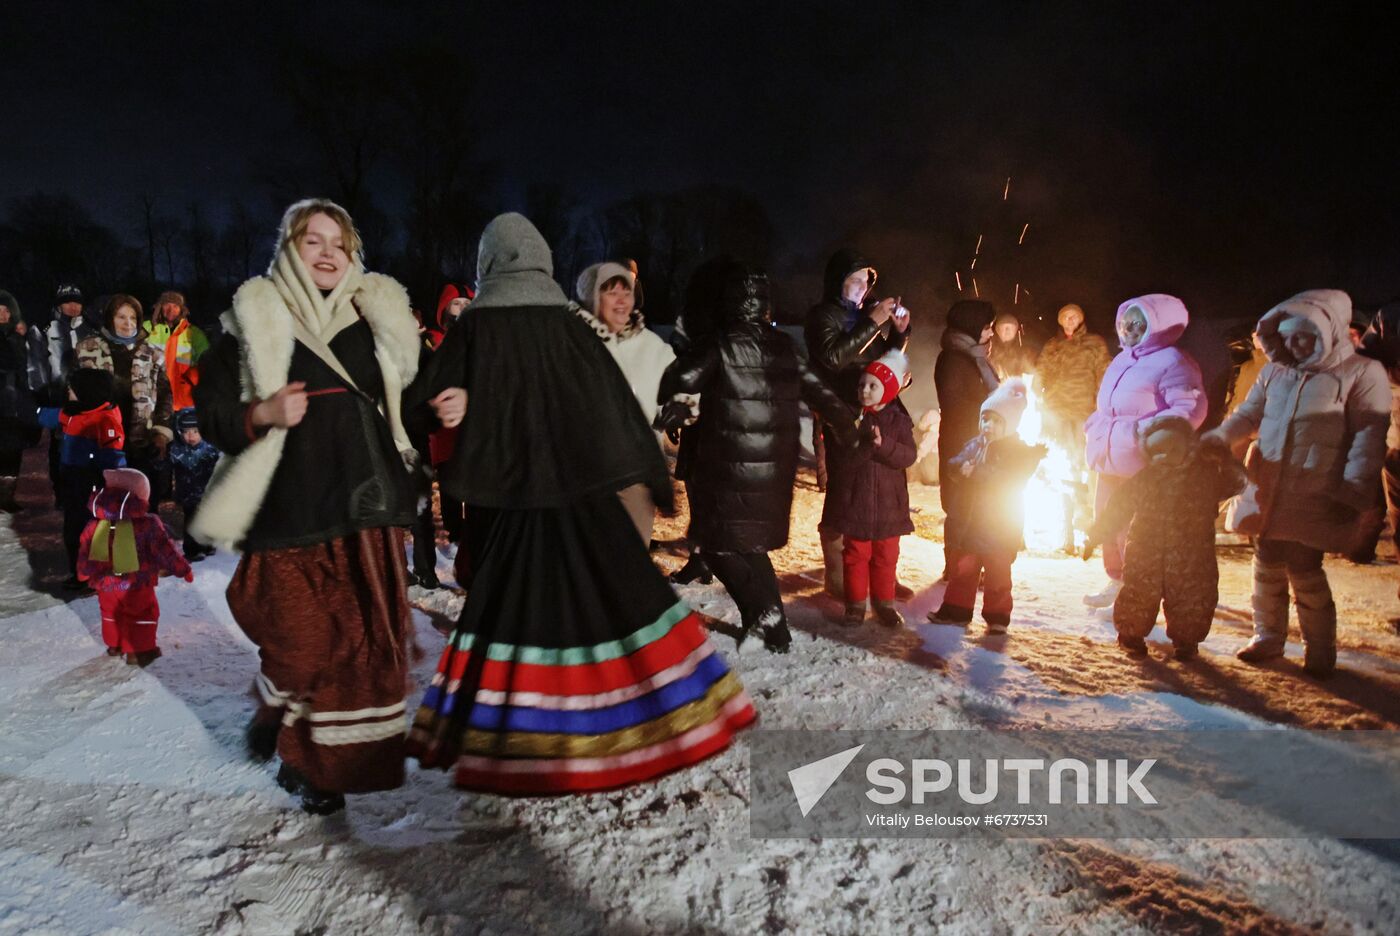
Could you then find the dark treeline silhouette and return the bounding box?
[7,34,1396,340]
[0,39,780,333]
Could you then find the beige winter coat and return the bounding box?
[1215,290,1391,552]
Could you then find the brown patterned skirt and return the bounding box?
[227,526,413,794]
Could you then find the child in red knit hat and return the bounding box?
[819,349,918,627]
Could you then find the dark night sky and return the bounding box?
[3,0,1399,335]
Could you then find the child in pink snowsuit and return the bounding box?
[1083,294,1207,608]
[78,467,192,666]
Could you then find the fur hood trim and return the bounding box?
[575,305,647,343]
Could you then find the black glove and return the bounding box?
[654,399,691,433]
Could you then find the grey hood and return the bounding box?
[470,213,570,310]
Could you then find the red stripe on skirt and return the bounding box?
[437,611,711,696]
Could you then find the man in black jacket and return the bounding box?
[805,248,911,596]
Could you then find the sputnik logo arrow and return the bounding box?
[788,744,865,817]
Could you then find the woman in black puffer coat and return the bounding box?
[659,261,857,652]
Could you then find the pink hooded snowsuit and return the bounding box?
[1085,294,1208,579]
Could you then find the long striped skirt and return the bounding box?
[227,527,414,794]
[407,493,756,795]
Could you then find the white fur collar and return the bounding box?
[575,306,646,344]
[194,271,419,553]
[222,272,418,397]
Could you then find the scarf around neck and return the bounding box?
[101,328,142,347]
[270,241,367,392]
[272,242,364,341]
[942,329,1000,391]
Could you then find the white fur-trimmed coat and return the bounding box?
[575,307,699,434]
[188,273,419,552]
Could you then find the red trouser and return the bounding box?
[843,536,901,604]
[98,586,160,653]
[942,551,1014,625]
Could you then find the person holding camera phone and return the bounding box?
[804,249,911,599]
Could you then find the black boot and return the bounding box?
[873,603,905,629]
[758,608,792,654]
[246,716,282,763]
[0,476,21,513]
[670,553,714,585]
[276,763,346,816]
[414,568,441,589]
[126,647,162,667]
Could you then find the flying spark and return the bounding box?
[1018,223,1030,245]
[955,271,963,291]
[1003,177,1011,200]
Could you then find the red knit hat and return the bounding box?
[864,349,910,406]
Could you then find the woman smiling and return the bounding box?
[192,199,421,815]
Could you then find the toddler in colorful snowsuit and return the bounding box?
[78,467,192,665]
[1084,415,1245,659]
[169,408,220,560]
[819,349,918,628]
[929,378,1045,633]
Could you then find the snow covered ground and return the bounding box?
[4,447,1400,935]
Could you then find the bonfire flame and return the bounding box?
[1015,381,1085,551]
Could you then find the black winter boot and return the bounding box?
[0,476,21,513]
[670,553,714,585]
[276,763,346,816]
[873,603,905,629]
[758,608,792,654]
[246,715,282,763]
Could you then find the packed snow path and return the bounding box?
[3,452,1400,934]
